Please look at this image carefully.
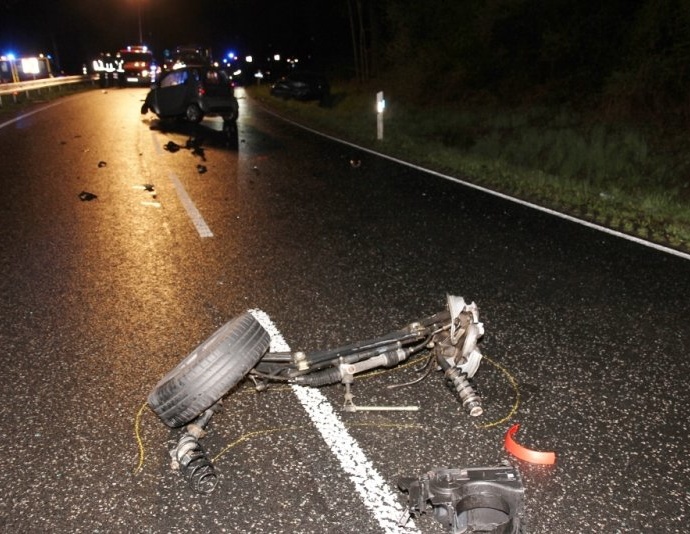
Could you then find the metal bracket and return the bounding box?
[342,380,420,412]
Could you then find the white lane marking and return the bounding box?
[249,309,419,534]
[151,132,213,237]
[260,106,690,262]
[169,172,213,238]
[151,130,164,155]
[0,99,68,130]
[3,99,213,238]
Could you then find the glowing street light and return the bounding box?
[134,0,145,44]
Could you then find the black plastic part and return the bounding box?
[293,367,343,386]
[301,311,449,368]
[399,464,524,533]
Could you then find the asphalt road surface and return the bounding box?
[0,87,688,533]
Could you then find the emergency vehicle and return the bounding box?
[116,45,157,86]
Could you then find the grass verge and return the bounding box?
[246,82,690,253]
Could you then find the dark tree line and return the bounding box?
[350,0,690,117]
[5,0,690,119]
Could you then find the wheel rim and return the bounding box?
[186,104,202,123]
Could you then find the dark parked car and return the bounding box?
[141,66,238,123]
[270,71,330,101]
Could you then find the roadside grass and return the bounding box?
[246,82,690,252]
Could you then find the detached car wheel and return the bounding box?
[148,312,271,428]
[185,103,203,123]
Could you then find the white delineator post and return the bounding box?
[376,91,385,140]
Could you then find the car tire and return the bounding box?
[147,312,271,428]
[185,103,203,123]
[222,110,237,122]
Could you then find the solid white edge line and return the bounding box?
[0,98,70,130]
[168,172,214,238]
[260,106,690,262]
[249,309,419,534]
[151,130,164,155]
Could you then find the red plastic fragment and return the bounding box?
[505,423,556,465]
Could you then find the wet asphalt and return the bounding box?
[0,87,688,533]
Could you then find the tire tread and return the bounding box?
[148,312,270,427]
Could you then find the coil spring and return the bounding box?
[446,367,483,417]
[173,434,219,494]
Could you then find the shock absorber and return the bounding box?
[169,403,221,494]
[438,357,483,417]
[171,433,219,494]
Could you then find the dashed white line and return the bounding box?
[151,130,164,155]
[150,132,213,238]
[249,309,419,534]
[169,172,213,238]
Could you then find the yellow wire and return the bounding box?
[476,354,521,429]
[133,401,148,475]
[212,426,301,462]
[347,422,423,431]
[133,352,520,473]
[212,422,424,462]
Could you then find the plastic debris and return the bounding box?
[185,138,206,160]
[399,463,524,533]
[504,423,556,465]
[98,161,107,168]
[78,191,98,201]
[164,141,181,152]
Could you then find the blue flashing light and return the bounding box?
[227,51,236,60]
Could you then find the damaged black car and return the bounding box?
[141,65,238,124]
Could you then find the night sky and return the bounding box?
[0,0,351,73]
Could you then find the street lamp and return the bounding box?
[138,1,143,44]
